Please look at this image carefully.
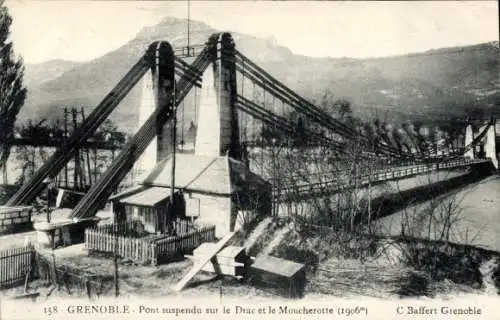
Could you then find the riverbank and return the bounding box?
[376,173,500,251]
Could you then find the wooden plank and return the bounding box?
[173,232,235,292]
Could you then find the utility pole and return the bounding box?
[64,108,69,188]
[170,80,177,235]
[367,159,372,233]
[44,177,53,223]
[71,108,80,190]
[113,212,119,297]
[81,107,93,187]
[187,0,190,52]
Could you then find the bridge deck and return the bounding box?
[274,158,493,200]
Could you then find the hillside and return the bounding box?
[18,17,500,133]
[24,59,83,87]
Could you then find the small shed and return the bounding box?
[110,186,185,234]
[249,255,306,298]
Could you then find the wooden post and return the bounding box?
[367,167,372,232]
[63,108,69,187]
[85,276,91,300]
[93,148,98,186]
[71,108,80,190]
[151,243,157,266]
[81,107,93,188]
[51,252,59,290]
[169,79,177,236]
[113,214,119,297]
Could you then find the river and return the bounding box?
[376,173,500,251]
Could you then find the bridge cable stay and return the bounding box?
[234,52,377,142]
[6,51,155,206]
[233,51,406,159]
[235,95,348,154]
[446,117,495,161]
[234,74,403,160]
[70,37,218,219]
[233,50,497,195]
[236,50,492,164]
[233,51,413,175]
[234,51,356,137]
[277,118,498,195]
[174,57,202,86]
[421,117,495,161]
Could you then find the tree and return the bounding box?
[0,1,27,181]
[332,98,353,122]
[318,90,353,124]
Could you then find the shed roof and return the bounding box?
[251,255,304,277]
[109,185,148,201]
[141,154,230,194]
[140,154,270,195]
[119,186,171,207]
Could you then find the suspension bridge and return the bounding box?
[2,33,498,229]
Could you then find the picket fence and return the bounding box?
[151,225,216,265]
[85,222,215,266]
[0,245,35,288]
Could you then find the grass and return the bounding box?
[1,216,499,301]
[2,171,500,300]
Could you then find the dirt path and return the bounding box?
[0,231,37,251]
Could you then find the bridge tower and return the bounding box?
[134,43,176,180]
[135,70,157,180]
[195,33,241,159]
[482,119,498,169]
[464,123,474,159]
[135,33,241,179]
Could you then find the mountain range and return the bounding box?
[20,17,500,133]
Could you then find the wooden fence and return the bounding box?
[151,224,216,265]
[85,221,216,266]
[98,219,197,237]
[0,245,36,288]
[85,230,152,263]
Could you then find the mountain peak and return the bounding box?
[135,16,216,44]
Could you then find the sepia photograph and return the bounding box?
[0,1,499,319]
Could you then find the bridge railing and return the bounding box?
[273,157,487,201]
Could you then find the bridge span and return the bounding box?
[1,33,497,238]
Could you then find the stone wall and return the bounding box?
[0,206,32,234]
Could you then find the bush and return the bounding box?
[401,241,484,288]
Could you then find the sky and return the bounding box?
[4,1,499,64]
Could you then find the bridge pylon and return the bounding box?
[484,118,498,169]
[134,69,157,181]
[464,124,474,159]
[194,33,241,159]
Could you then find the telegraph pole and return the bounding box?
[170,79,177,235]
[63,108,69,188]
[187,0,191,52]
[113,211,119,297]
